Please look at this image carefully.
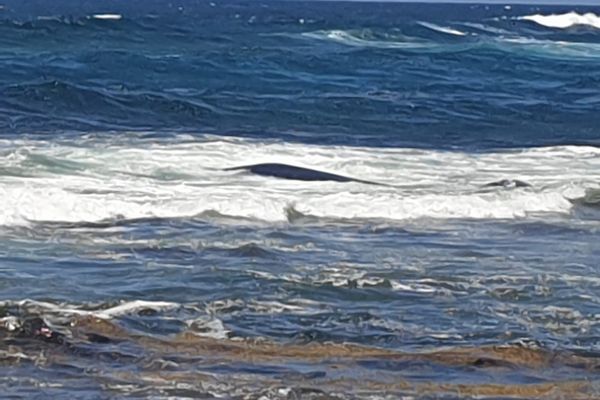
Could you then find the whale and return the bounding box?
[226,163,532,190]
[483,179,531,188]
[225,163,385,186]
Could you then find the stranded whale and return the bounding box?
[225,163,385,185]
[226,163,532,190]
[483,179,531,188]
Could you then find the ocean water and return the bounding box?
[1,1,600,398]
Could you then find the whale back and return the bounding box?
[225,163,382,185]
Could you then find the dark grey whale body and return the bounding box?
[484,179,531,188]
[225,163,384,185]
[226,163,532,190]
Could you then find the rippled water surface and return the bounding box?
[1,1,600,398]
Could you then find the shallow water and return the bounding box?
[1,1,600,398]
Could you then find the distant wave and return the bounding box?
[458,22,513,35]
[303,28,600,60]
[417,21,468,37]
[0,14,130,31]
[302,30,434,49]
[519,12,600,30]
[91,14,122,21]
[497,36,600,60]
[37,14,122,22]
[0,79,220,131]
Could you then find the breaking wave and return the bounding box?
[417,21,468,36]
[303,28,600,60]
[519,12,600,30]
[302,29,434,49]
[0,136,598,225]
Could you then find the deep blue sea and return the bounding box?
[1,1,600,398]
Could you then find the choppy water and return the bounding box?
[1,1,600,399]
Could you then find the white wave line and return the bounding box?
[91,14,122,21]
[519,12,600,30]
[418,21,467,36]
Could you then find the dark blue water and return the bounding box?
[1,1,600,399]
[1,1,600,148]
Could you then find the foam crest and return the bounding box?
[91,14,122,21]
[520,12,600,30]
[459,22,512,35]
[0,299,180,319]
[186,316,231,339]
[0,137,598,225]
[303,28,600,60]
[418,22,468,36]
[302,30,433,49]
[496,36,600,60]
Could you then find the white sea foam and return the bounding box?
[0,136,598,226]
[0,316,20,331]
[390,280,437,293]
[91,14,122,21]
[302,30,433,49]
[185,316,230,339]
[459,22,512,35]
[303,28,600,59]
[247,300,308,314]
[0,299,180,319]
[94,300,179,318]
[520,12,600,30]
[497,36,600,59]
[417,22,467,36]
